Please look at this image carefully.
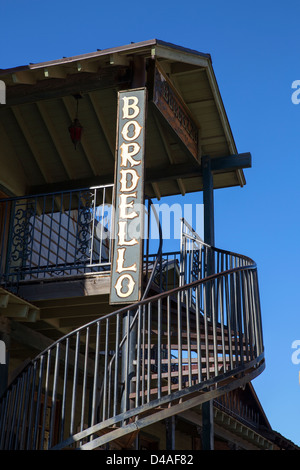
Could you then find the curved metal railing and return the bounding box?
[0,219,264,450]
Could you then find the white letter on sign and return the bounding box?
[122,96,140,119]
[114,273,135,298]
[121,120,142,141]
[119,193,138,219]
[120,169,139,192]
[120,142,141,167]
[116,247,137,273]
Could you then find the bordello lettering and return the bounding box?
[110,89,146,304]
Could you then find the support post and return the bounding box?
[202,155,215,247]
[201,154,215,450]
[165,416,176,450]
[120,310,137,415]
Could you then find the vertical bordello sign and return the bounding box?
[110,88,147,304]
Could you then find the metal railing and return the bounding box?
[0,185,114,288]
[0,217,264,450]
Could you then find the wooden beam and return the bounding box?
[12,71,36,85]
[5,65,131,107]
[76,61,99,73]
[18,275,111,302]
[0,304,29,318]
[211,152,251,172]
[43,67,67,79]
[0,294,9,309]
[8,319,95,376]
[21,308,40,322]
[28,152,251,199]
[33,294,110,310]
[39,303,117,320]
[109,54,130,67]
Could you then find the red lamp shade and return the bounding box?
[68,118,83,149]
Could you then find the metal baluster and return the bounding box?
[102,319,109,421]
[37,195,46,279]
[141,305,146,406]
[113,314,120,417]
[195,284,203,383]
[219,275,226,372]
[46,194,55,273]
[224,274,233,371]
[19,366,33,450]
[99,187,105,264]
[60,337,69,442]
[253,269,263,356]
[28,196,37,276]
[241,270,250,363]
[70,331,80,436]
[167,296,172,396]
[14,373,26,450]
[26,360,37,450]
[49,343,60,448]
[0,201,9,284]
[203,279,210,381]
[211,280,218,377]
[147,303,151,403]
[32,355,45,449]
[177,291,182,390]
[185,289,192,387]
[7,380,19,449]
[3,385,14,449]
[157,298,162,399]
[80,328,89,433]
[91,321,100,431]
[0,388,10,448]
[135,306,142,408]
[40,351,50,450]
[55,193,63,270]
[236,271,244,366]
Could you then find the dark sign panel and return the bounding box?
[153,64,198,160]
[110,88,147,304]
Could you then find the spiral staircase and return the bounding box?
[0,213,265,450]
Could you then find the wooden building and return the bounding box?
[0,39,297,451]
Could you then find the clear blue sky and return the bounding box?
[1,0,300,447]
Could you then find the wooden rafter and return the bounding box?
[36,101,76,180]
[88,92,115,158]
[152,111,186,196]
[11,106,52,185]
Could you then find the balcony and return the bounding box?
[0,185,114,295]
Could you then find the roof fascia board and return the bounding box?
[152,43,210,68]
[0,40,158,77]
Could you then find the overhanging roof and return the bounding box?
[0,39,247,199]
